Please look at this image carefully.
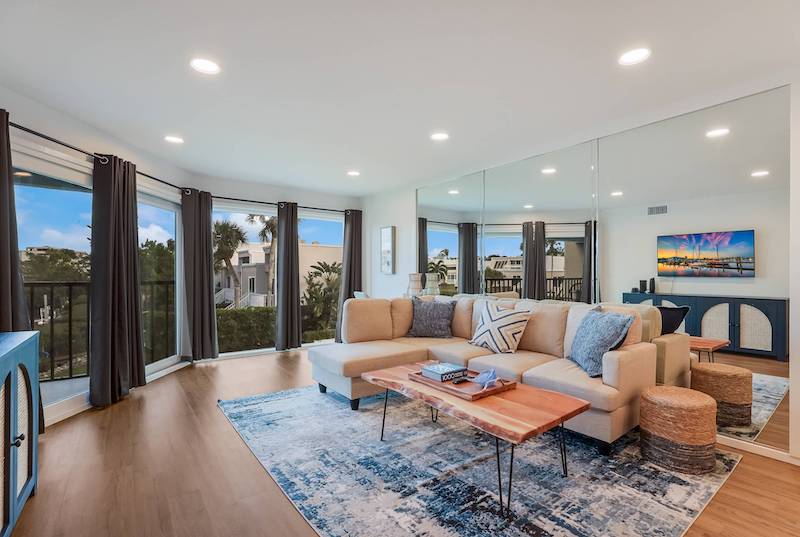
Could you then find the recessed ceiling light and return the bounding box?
[523,204,533,209]
[705,127,730,138]
[13,171,31,177]
[447,189,460,195]
[618,48,651,66]
[431,132,450,141]
[611,191,624,197]
[190,58,221,75]
[751,170,770,178]
[164,135,184,144]
[346,170,361,177]
[541,167,557,175]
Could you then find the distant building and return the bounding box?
[215,241,343,306]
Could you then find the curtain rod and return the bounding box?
[9,122,346,213]
[428,219,587,226]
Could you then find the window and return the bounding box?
[299,212,344,344]
[426,224,458,295]
[483,228,523,294]
[138,198,177,365]
[14,169,91,402]
[212,206,277,353]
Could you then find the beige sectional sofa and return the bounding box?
[309,296,689,452]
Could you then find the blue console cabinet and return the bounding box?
[0,332,40,537]
[622,292,789,361]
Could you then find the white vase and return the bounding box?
[424,272,440,295]
[407,273,423,297]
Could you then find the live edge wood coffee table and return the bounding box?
[689,336,730,363]
[362,362,590,516]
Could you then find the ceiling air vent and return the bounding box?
[647,205,668,216]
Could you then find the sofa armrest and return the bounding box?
[652,332,690,386]
[602,342,657,405]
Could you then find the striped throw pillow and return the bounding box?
[469,301,532,354]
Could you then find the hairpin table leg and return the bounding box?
[380,389,389,441]
[431,407,439,423]
[557,423,568,477]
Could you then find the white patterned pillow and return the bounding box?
[469,301,532,354]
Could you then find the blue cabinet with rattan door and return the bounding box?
[0,332,39,537]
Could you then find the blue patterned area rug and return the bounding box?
[719,373,789,441]
[219,387,740,537]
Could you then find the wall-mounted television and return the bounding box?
[657,230,755,278]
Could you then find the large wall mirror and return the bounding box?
[598,86,790,453]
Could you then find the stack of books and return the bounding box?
[420,362,467,382]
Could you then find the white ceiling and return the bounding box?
[1,1,798,197]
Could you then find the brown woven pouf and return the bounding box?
[640,386,717,475]
[691,362,753,427]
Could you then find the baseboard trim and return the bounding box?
[43,361,191,428]
[717,434,800,466]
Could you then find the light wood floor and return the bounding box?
[14,351,800,537]
[712,352,789,451]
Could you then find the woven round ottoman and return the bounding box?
[691,362,753,427]
[640,386,717,475]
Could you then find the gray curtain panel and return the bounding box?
[457,222,479,294]
[580,220,595,303]
[0,110,29,333]
[521,221,536,299]
[335,209,363,342]
[0,110,44,433]
[529,221,547,299]
[89,155,146,407]
[181,188,218,360]
[417,217,428,275]
[276,202,301,350]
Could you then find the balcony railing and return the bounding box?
[24,280,175,382]
[485,277,583,302]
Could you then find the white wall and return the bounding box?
[361,186,417,297]
[600,189,789,302]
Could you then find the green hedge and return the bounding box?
[216,307,277,353]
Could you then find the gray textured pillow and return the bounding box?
[407,297,456,338]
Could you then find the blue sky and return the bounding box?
[15,183,176,252]
[427,230,522,258]
[212,211,343,246]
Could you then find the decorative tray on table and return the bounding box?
[408,368,517,401]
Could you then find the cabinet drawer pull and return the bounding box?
[11,434,25,447]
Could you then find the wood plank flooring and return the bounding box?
[14,351,800,537]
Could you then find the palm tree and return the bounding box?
[246,214,278,301]
[427,259,448,282]
[213,221,247,306]
[303,261,343,332]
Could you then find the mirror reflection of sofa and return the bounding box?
[309,296,691,453]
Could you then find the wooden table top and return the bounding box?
[689,336,731,352]
[362,362,590,444]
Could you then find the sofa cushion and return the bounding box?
[392,336,465,349]
[341,298,393,343]
[514,302,569,357]
[449,297,474,339]
[564,304,599,358]
[599,305,643,347]
[408,297,456,337]
[427,341,493,367]
[522,359,623,412]
[390,298,413,338]
[468,351,557,381]
[470,301,532,354]
[308,341,426,378]
[570,310,634,377]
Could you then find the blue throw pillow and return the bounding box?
[570,310,634,377]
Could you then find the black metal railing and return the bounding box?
[484,277,583,302]
[23,280,175,382]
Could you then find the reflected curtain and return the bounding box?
[276,202,301,350]
[417,217,428,285]
[580,220,595,303]
[89,155,145,407]
[181,188,218,360]
[336,209,362,342]
[0,110,44,432]
[523,221,546,300]
[458,222,479,294]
